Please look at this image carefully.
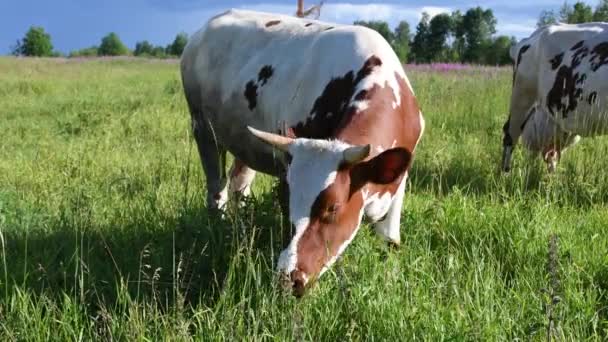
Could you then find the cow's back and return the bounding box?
[181,9,408,174]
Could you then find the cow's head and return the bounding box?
[521,108,580,172]
[248,127,410,296]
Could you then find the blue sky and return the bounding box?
[0,0,598,55]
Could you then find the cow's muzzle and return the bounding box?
[279,269,309,297]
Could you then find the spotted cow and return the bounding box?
[502,22,608,172]
[180,9,424,296]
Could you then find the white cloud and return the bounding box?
[497,23,536,35]
[495,17,537,38]
[234,2,451,29]
[321,3,451,28]
[179,2,536,39]
[420,6,451,19]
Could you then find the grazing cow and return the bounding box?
[180,9,424,296]
[501,22,608,172]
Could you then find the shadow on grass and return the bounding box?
[1,183,291,311]
[409,155,545,197]
[410,152,608,208]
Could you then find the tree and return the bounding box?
[69,46,98,57]
[568,1,593,23]
[427,13,453,62]
[451,10,465,62]
[152,46,167,58]
[10,40,22,56]
[134,40,154,56]
[393,21,411,62]
[13,26,54,57]
[594,0,608,21]
[353,20,394,44]
[98,32,129,56]
[559,2,574,22]
[410,12,431,63]
[486,36,515,65]
[458,7,497,64]
[168,33,188,56]
[537,10,558,28]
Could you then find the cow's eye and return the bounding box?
[328,203,340,214]
[322,203,340,223]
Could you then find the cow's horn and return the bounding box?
[343,144,371,164]
[247,126,293,151]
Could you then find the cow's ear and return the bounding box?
[350,148,411,190]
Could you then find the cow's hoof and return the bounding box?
[387,240,400,249]
[207,207,226,219]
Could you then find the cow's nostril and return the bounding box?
[292,279,305,297]
[290,270,307,297]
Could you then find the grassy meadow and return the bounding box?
[1,57,608,340]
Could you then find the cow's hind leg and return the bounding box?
[228,159,257,202]
[373,175,407,246]
[191,112,228,210]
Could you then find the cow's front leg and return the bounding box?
[373,176,407,246]
[228,159,257,204]
[502,79,538,172]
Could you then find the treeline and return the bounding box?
[10,2,608,64]
[354,6,514,65]
[11,7,511,65]
[11,27,188,58]
[537,0,608,26]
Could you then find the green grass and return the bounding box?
[1,57,607,340]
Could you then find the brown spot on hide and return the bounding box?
[512,44,530,84]
[571,40,585,51]
[258,65,274,86]
[243,65,275,111]
[590,42,608,72]
[265,20,281,27]
[292,55,383,139]
[545,41,597,119]
[571,43,589,68]
[550,52,564,70]
[588,91,598,105]
[516,45,530,68]
[244,81,258,110]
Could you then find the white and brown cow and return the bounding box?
[180,9,424,296]
[502,22,608,172]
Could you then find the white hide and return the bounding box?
[182,9,409,138]
[370,174,408,244]
[521,105,582,154]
